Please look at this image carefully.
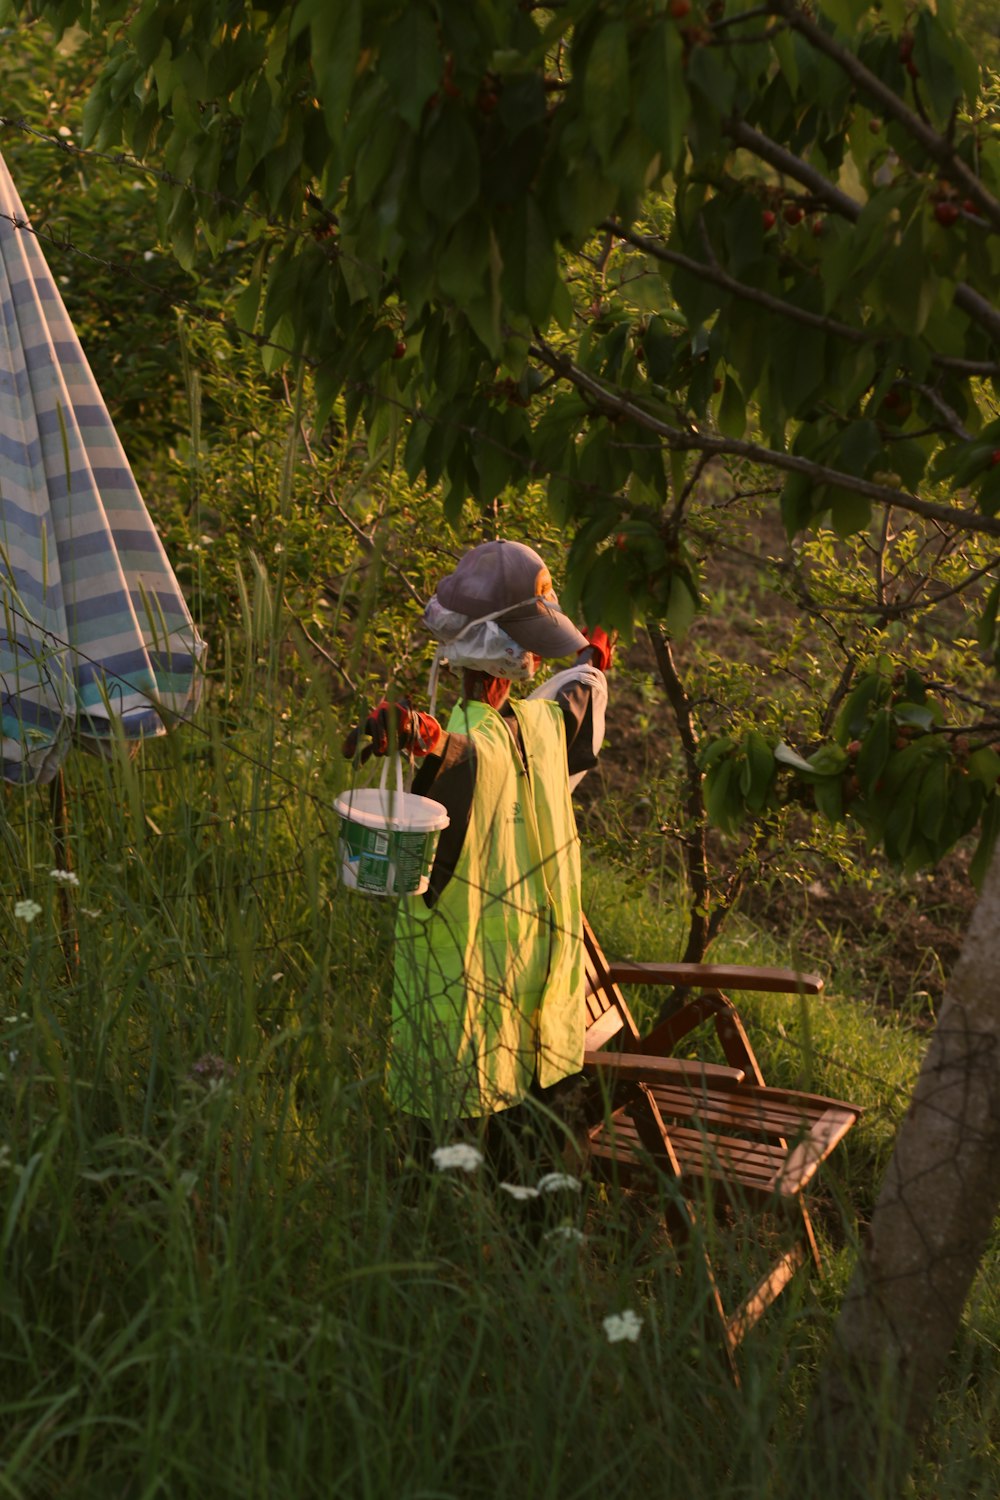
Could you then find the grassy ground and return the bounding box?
[1,622,996,1500]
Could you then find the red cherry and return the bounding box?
[669,0,692,15]
[869,118,882,134]
[934,200,960,227]
[392,340,407,359]
[990,450,1000,467]
[882,389,902,410]
[761,209,776,230]
[783,205,804,226]
[963,198,979,216]
[905,58,919,78]
[615,533,628,550]
[811,217,825,237]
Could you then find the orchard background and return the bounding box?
[0,5,998,1497]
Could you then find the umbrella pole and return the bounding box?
[50,768,78,979]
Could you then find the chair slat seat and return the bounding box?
[580,915,862,1375]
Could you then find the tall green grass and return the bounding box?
[1,591,996,1500]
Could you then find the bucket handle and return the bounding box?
[378,753,406,806]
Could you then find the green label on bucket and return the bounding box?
[339,816,437,896]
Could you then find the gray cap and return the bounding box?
[434,540,588,659]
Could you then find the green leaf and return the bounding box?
[704,757,742,834]
[817,0,871,26]
[838,419,883,478]
[967,747,1000,791]
[813,776,843,824]
[893,703,935,731]
[379,3,440,128]
[878,213,935,336]
[698,736,736,773]
[808,744,848,776]
[635,21,687,170]
[977,581,1000,651]
[835,672,883,742]
[970,795,1000,890]
[437,214,491,307]
[741,730,775,812]
[717,376,746,440]
[664,570,698,638]
[500,198,557,325]
[583,20,630,164]
[857,709,891,795]
[307,0,362,144]
[828,487,872,539]
[912,11,965,123]
[772,29,799,92]
[917,759,948,842]
[419,109,480,225]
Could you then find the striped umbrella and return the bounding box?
[0,150,204,784]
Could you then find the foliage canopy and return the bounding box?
[7,0,1000,896]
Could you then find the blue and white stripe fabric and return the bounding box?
[0,151,204,783]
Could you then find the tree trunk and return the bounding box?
[813,843,1000,1486]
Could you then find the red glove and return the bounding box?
[578,626,616,673]
[342,699,443,762]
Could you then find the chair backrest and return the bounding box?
[582,917,643,1052]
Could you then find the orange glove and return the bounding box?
[342,699,443,762]
[578,626,616,673]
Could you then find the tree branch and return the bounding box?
[601,218,868,343]
[601,219,1000,372]
[724,118,862,221]
[647,625,712,963]
[529,336,1000,539]
[774,0,1000,232]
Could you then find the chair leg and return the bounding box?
[726,1240,809,1349]
[798,1200,824,1276]
[628,1087,743,1383]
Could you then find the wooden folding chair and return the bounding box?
[580,917,862,1375]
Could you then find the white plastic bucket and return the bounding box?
[334,756,449,898]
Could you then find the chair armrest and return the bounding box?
[583,1051,746,1088]
[604,960,824,995]
[770,1107,859,1196]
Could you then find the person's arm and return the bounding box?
[411,733,478,907]
[529,628,614,790]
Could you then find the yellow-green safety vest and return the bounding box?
[390,697,584,1121]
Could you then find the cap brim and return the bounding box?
[502,606,588,658]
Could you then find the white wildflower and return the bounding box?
[0,1145,11,1171]
[143,250,155,262]
[271,972,284,982]
[273,543,284,555]
[545,1226,585,1245]
[7,1050,18,1067]
[57,125,73,138]
[499,1182,540,1202]
[537,1172,582,1194]
[430,1143,483,1174]
[603,1310,643,1344]
[14,900,42,924]
[49,869,79,887]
